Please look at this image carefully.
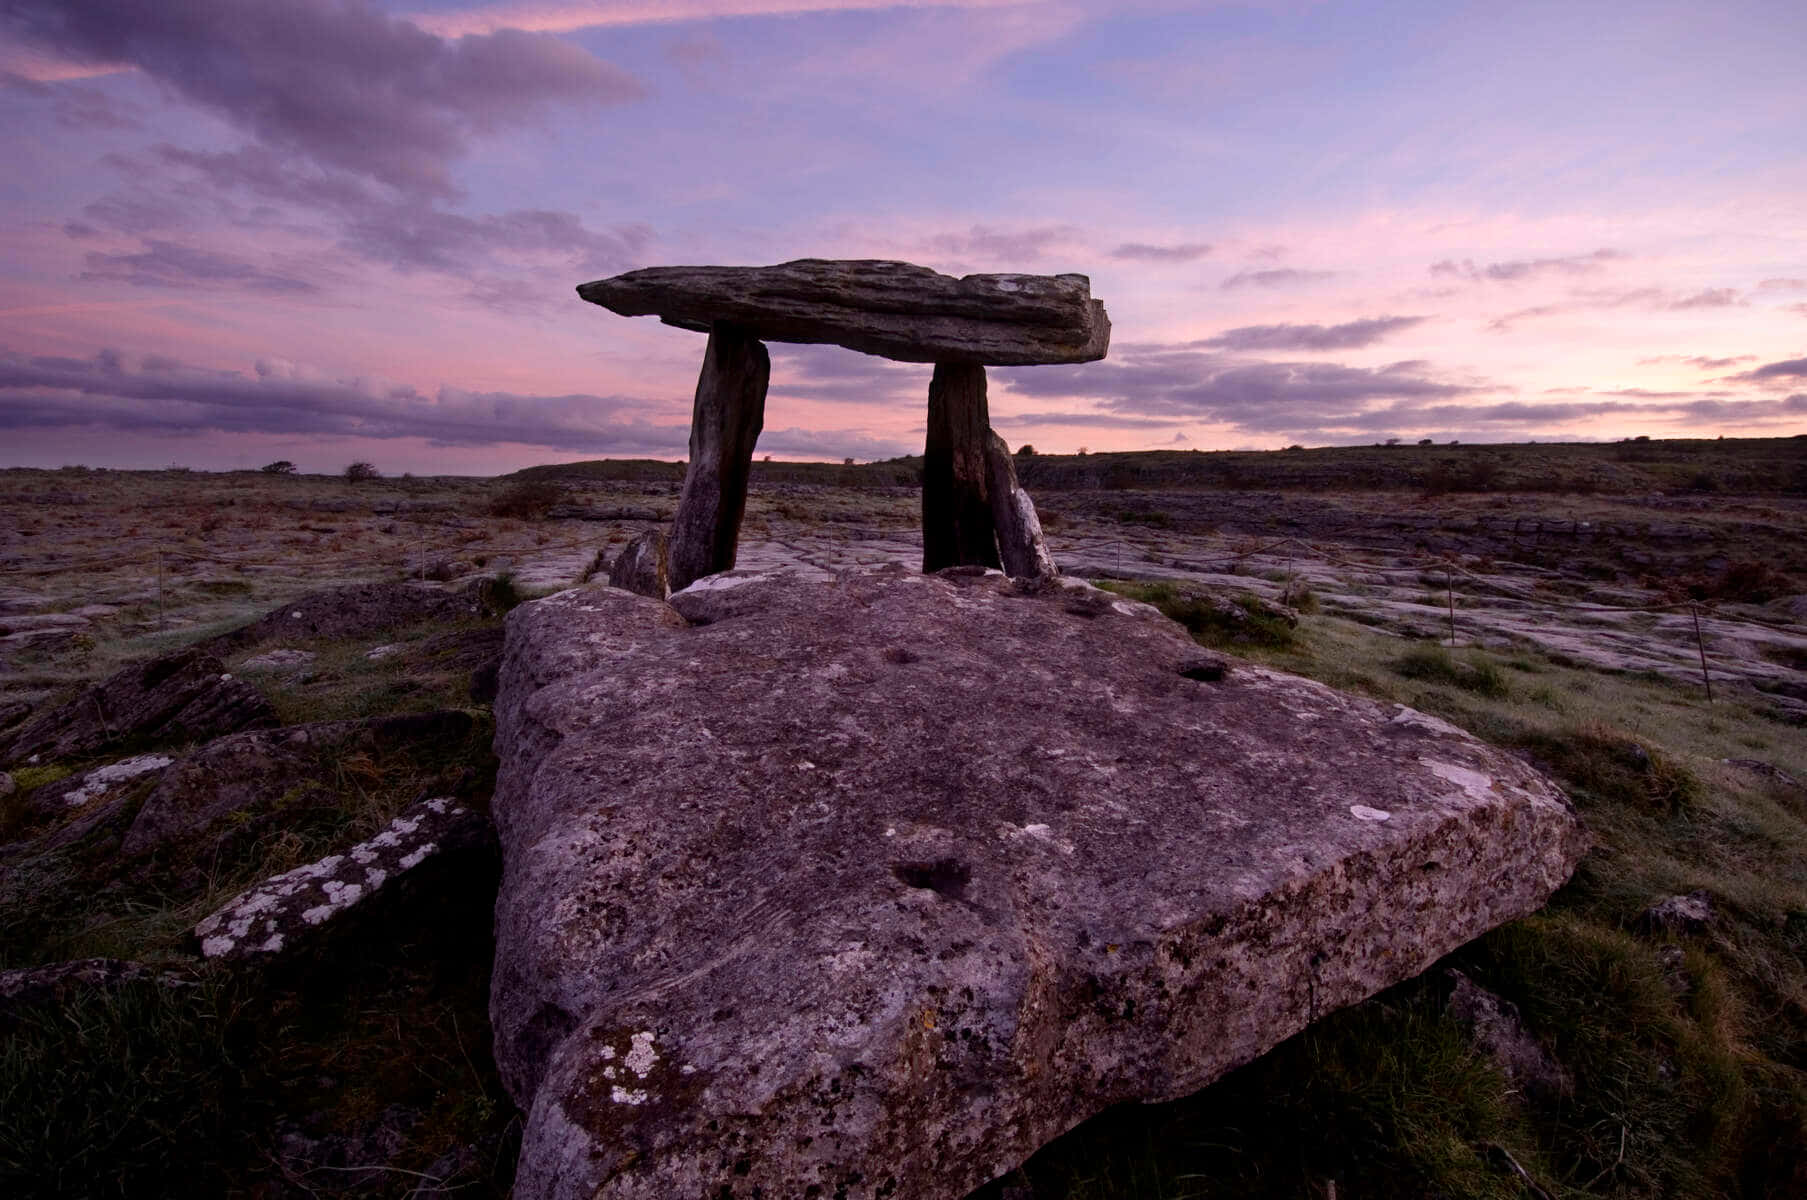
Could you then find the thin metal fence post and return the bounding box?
[156,550,164,631]
[1691,601,1714,702]
[1446,566,1457,646]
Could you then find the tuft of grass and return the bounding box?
[1098,580,1299,650]
[1392,644,1511,698]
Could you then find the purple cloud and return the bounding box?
[1758,278,1806,291]
[1220,268,1336,290]
[1198,315,1427,352]
[995,344,1480,434]
[1431,248,1624,283]
[1728,357,1807,385]
[926,225,1079,264]
[1108,242,1212,263]
[1638,354,1756,370]
[1668,288,1743,310]
[80,239,319,293]
[3,0,643,196]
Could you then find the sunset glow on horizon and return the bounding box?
[2,0,1803,475]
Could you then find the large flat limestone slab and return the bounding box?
[576,259,1110,365]
[490,566,1584,1200]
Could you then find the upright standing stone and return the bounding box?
[983,430,1057,579]
[667,324,770,594]
[922,363,1000,572]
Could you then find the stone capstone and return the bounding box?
[489,565,1585,1200]
[193,795,494,963]
[0,645,276,768]
[578,259,1110,366]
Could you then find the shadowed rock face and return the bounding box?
[490,566,1585,1200]
[577,259,1110,365]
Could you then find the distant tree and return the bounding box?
[1284,444,1303,451]
[1077,446,1089,456]
[1016,444,1037,456]
[1385,437,1401,446]
[261,460,296,475]
[843,456,855,466]
[1418,438,1434,446]
[343,461,380,483]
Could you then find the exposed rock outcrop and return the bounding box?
[577,259,1110,366]
[490,565,1585,1200]
[193,795,494,963]
[0,646,276,768]
[122,710,482,860]
[205,579,496,654]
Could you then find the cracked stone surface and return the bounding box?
[490,565,1585,1200]
[193,795,493,963]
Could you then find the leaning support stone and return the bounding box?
[609,529,669,599]
[923,362,1001,572]
[983,429,1056,579]
[667,324,770,593]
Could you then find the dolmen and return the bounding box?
[577,259,1106,591]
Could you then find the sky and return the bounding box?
[1,0,1804,475]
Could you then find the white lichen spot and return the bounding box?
[599,1044,617,1060]
[351,846,377,864]
[883,826,896,838]
[201,935,234,958]
[798,761,816,771]
[1350,805,1392,822]
[364,868,388,889]
[603,1065,618,1079]
[679,1064,696,1075]
[609,1085,648,1105]
[1422,759,1496,802]
[63,754,174,807]
[398,842,437,870]
[301,904,335,925]
[624,1030,658,1077]
[218,673,233,681]
[258,932,284,953]
[290,610,303,618]
[425,796,454,814]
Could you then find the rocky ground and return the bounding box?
[2,461,1806,1199]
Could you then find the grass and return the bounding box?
[1096,580,1299,650]
[993,591,1807,1199]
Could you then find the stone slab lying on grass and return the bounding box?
[0,645,276,768]
[238,649,317,672]
[0,957,198,1022]
[490,564,1586,1200]
[193,795,493,963]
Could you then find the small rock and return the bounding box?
[364,643,405,661]
[0,771,12,799]
[0,612,91,634]
[239,649,318,672]
[1444,968,1573,1099]
[1639,890,1714,934]
[1723,758,1800,789]
[193,795,494,963]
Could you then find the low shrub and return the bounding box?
[488,481,565,520]
[1392,645,1510,698]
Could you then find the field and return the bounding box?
[3,436,1806,1198]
